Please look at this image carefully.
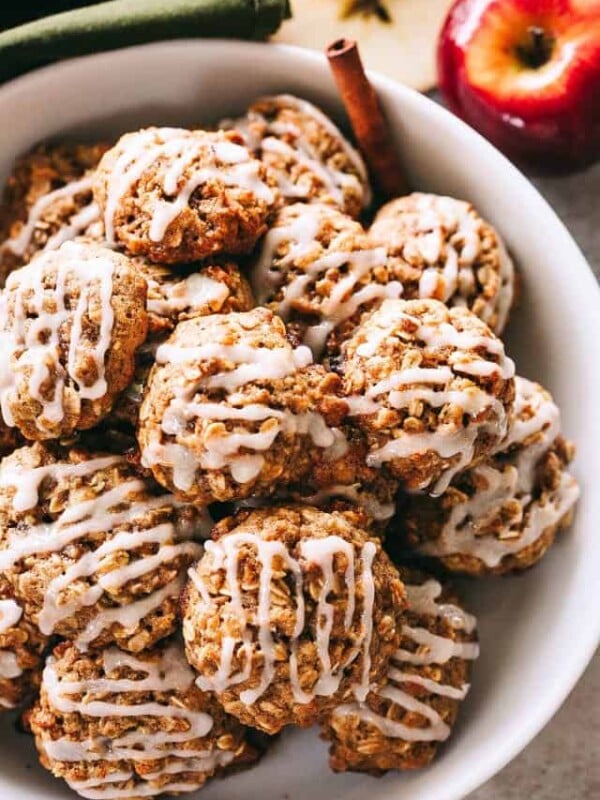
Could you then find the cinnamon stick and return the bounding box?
[326,38,409,198]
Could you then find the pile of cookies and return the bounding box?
[0,94,579,799]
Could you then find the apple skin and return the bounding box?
[438,0,600,170]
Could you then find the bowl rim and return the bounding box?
[0,37,598,800]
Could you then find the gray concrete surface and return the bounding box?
[468,162,600,800]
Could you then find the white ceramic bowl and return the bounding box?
[0,39,598,800]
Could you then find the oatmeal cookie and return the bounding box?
[139,308,348,505]
[401,376,579,574]
[105,259,255,434]
[181,505,406,734]
[223,94,371,218]
[322,568,479,773]
[94,127,278,263]
[0,141,107,283]
[369,194,515,335]
[0,241,148,440]
[250,202,401,357]
[340,298,515,493]
[0,443,210,652]
[29,639,261,799]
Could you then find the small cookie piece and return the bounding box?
[182,505,406,734]
[139,308,348,505]
[0,579,47,711]
[341,298,515,493]
[322,569,479,773]
[402,376,579,574]
[286,428,399,533]
[94,127,277,263]
[251,203,401,357]
[0,240,148,440]
[369,193,515,335]
[224,94,371,218]
[29,639,261,799]
[0,141,107,283]
[0,443,209,652]
[105,260,255,434]
[141,259,255,340]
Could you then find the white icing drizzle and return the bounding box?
[405,580,477,634]
[146,272,229,317]
[353,541,376,702]
[74,576,187,652]
[347,299,514,494]
[396,625,480,665]
[417,377,580,567]
[192,534,376,705]
[0,175,99,259]
[299,483,396,522]
[0,597,23,632]
[0,241,116,433]
[229,94,370,209]
[333,579,478,743]
[0,454,119,512]
[102,128,273,246]
[0,455,204,643]
[0,598,24,681]
[42,643,233,799]
[251,204,400,357]
[368,427,479,496]
[499,376,561,490]
[418,465,579,568]
[142,335,346,489]
[354,300,514,375]
[373,194,515,334]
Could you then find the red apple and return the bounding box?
[438,0,600,170]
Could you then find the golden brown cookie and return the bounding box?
[0,241,148,440]
[94,127,278,263]
[29,638,261,798]
[0,443,209,652]
[401,376,579,574]
[340,298,515,492]
[138,308,348,505]
[182,505,406,734]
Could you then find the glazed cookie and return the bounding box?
[0,141,107,283]
[322,569,479,773]
[94,127,277,263]
[139,308,348,505]
[29,639,261,799]
[341,298,515,493]
[181,505,406,734]
[369,193,515,335]
[0,579,48,711]
[0,240,148,440]
[105,260,255,433]
[402,376,579,574]
[0,443,210,652]
[224,94,371,218]
[251,202,401,357]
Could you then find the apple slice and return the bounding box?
[273,0,453,92]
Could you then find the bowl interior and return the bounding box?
[0,39,598,800]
